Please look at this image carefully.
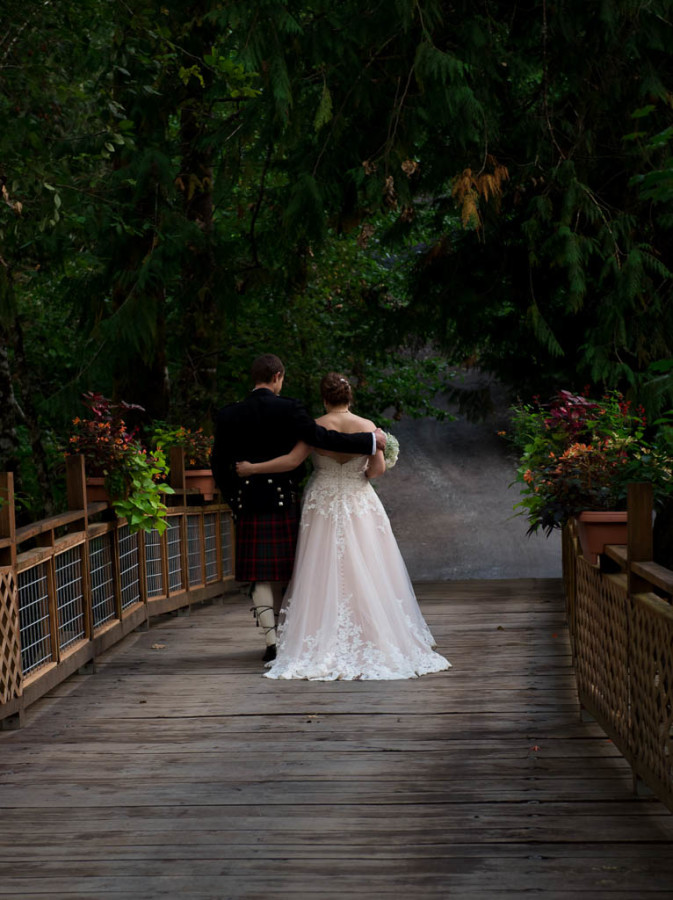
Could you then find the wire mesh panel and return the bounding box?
[187,515,203,587]
[18,564,52,675]
[118,524,141,610]
[89,534,116,629]
[166,517,183,593]
[144,528,164,598]
[220,511,233,577]
[204,513,218,583]
[55,547,86,652]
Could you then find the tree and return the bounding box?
[2,0,672,517]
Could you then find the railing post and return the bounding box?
[626,482,654,797]
[111,522,124,623]
[0,471,23,723]
[627,483,654,596]
[169,446,185,502]
[66,454,92,643]
[65,454,87,518]
[0,471,17,569]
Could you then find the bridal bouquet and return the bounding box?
[383,432,400,469]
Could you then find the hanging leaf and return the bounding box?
[314,82,333,132]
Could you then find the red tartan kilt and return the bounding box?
[235,507,299,583]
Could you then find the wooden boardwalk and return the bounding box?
[1,579,672,899]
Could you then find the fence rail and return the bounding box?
[0,452,235,728]
[563,483,673,812]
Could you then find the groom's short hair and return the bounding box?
[251,354,285,384]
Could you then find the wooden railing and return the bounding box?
[563,483,673,812]
[0,451,235,728]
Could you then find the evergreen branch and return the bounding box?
[384,62,416,173]
[0,3,51,65]
[541,0,567,164]
[312,34,398,177]
[577,182,623,270]
[477,107,489,177]
[249,141,273,268]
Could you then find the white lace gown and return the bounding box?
[264,453,451,681]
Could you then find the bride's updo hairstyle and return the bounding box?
[320,372,353,408]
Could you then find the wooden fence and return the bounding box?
[0,452,235,728]
[563,483,673,812]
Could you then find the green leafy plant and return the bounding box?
[111,446,174,535]
[508,390,673,535]
[150,424,214,470]
[67,393,174,534]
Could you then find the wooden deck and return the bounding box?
[1,579,672,898]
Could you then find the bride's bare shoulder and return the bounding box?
[316,412,375,432]
[349,414,376,432]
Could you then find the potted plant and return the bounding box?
[508,390,672,562]
[67,393,174,534]
[150,424,216,500]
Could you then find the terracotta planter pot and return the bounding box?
[185,469,217,501]
[575,511,628,564]
[85,477,110,504]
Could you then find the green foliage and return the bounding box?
[508,390,673,534]
[150,424,213,469]
[110,447,174,536]
[66,393,174,533]
[2,0,673,521]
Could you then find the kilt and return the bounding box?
[235,506,300,583]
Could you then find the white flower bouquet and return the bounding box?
[383,432,400,469]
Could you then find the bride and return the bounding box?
[235,372,451,681]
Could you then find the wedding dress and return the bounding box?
[264,453,451,680]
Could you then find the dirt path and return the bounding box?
[375,382,561,581]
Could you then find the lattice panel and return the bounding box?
[187,515,203,587]
[629,592,673,810]
[574,557,631,750]
[0,569,22,702]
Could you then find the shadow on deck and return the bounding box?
[1,579,672,898]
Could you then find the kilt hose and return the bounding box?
[235,505,300,583]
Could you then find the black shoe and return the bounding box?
[262,645,277,662]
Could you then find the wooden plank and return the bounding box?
[0,852,673,894]
[604,543,627,566]
[627,482,654,594]
[0,472,16,567]
[630,559,673,595]
[15,509,86,545]
[1,579,672,898]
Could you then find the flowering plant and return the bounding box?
[509,390,672,534]
[150,423,214,470]
[68,392,143,484]
[67,393,174,534]
[383,432,400,469]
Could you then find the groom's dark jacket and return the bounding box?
[211,388,373,517]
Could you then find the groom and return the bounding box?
[211,353,385,661]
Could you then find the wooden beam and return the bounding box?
[627,483,654,595]
[0,472,16,568]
